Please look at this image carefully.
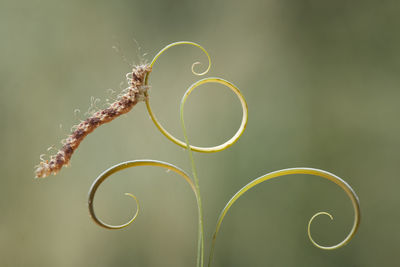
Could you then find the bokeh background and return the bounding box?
[1,0,399,266]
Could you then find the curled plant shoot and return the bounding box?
[37,41,360,267]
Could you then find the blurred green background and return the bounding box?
[1,0,399,266]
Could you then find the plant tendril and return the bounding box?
[191,62,207,76]
[145,41,211,84]
[143,41,249,153]
[308,211,336,250]
[146,76,248,152]
[88,160,197,230]
[207,167,361,267]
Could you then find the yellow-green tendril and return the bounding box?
[308,211,334,249]
[208,167,360,267]
[146,41,211,84]
[146,76,248,152]
[88,160,197,230]
[144,41,248,152]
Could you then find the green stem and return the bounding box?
[180,100,204,267]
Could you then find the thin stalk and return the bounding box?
[180,101,205,267]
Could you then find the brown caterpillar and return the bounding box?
[35,64,152,178]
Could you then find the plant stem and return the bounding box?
[180,102,204,267]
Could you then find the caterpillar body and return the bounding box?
[35,64,152,178]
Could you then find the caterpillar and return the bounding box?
[35,64,152,178]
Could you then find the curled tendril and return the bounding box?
[145,41,211,86]
[308,211,334,249]
[144,41,248,152]
[146,69,248,153]
[207,167,361,267]
[179,78,248,152]
[88,160,197,230]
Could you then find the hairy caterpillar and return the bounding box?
[35,64,152,178]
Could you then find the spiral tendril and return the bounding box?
[307,211,341,250]
[143,42,246,153]
[146,41,211,84]
[207,167,361,267]
[146,74,248,151]
[88,160,197,230]
[191,62,207,76]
